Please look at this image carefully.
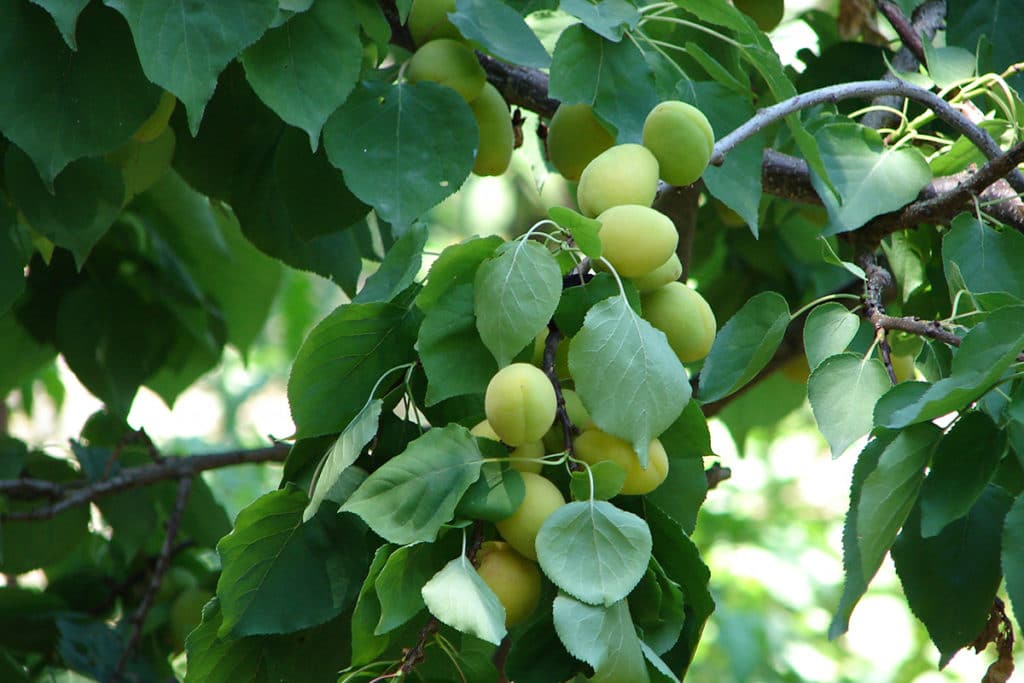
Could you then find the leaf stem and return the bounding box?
[789,293,862,321]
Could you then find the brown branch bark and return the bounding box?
[1,444,289,522]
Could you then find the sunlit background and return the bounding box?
[4,0,1015,680]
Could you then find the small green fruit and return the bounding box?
[576,144,659,217]
[641,281,717,363]
[471,419,544,474]
[546,104,615,181]
[733,0,785,32]
[408,0,463,46]
[169,586,214,651]
[133,91,177,143]
[485,363,557,446]
[641,101,714,187]
[631,253,682,292]
[407,39,486,103]
[475,541,542,626]
[470,82,514,176]
[573,430,669,495]
[596,205,678,278]
[495,472,565,560]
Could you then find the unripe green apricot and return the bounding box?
[485,363,557,446]
[733,0,785,32]
[892,354,917,383]
[631,253,682,292]
[169,586,214,651]
[641,101,714,187]
[470,82,514,176]
[546,104,615,181]
[471,420,544,474]
[495,472,565,560]
[641,281,717,363]
[596,205,678,278]
[576,144,659,217]
[573,430,669,495]
[475,541,542,626]
[133,91,177,143]
[407,0,463,46]
[407,39,486,103]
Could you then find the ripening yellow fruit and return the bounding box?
[475,541,542,626]
[407,0,463,46]
[595,205,678,278]
[631,253,682,292]
[576,144,659,217]
[892,353,917,383]
[733,0,785,32]
[495,472,565,560]
[485,363,557,446]
[573,430,669,495]
[470,82,514,176]
[546,104,615,181]
[641,281,717,363]
[641,101,714,187]
[406,39,486,103]
[471,420,544,474]
[133,91,177,143]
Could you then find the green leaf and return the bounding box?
[1002,494,1024,634]
[416,235,503,310]
[536,500,652,606]
[287,299,419,438]
[474,239,562,367]
[304,399,382,522]
[874,306,1024,429]
[104,0,278,135]
[549,23,660,142]
[646,457,707,535]
[630,558,685,656]
[421,554,507,645]
[216,489,368,638]
[808,353,892,458]
[657,400,712,461]
[803,303,862,370]
[5,149,123,269]
[947,2,1024,90]
[857,423,941,578]
[241,0,362,150]
[354,224,428,304]
[324,81,477,229]
[943,213,1024,302]
[548,206,602,259]
[922,43,977,89]
[341,425,483,544]
[455,459,526,521]
[560,0,639,41]
[920,412,1006,537]
[554,273,639,338]
[570,460,626,501]
[696,292,790,404]
[552,594,650,683]
[809,123,932,235]
[29,0,90,49]
[419,284,498,405]
[374,533,460,635]
[0,1,160,185]
[350,544,395,665]
[135,172,283,356]
[893,485,1012,667]
[449,0,551,68]
[570,295,689,464]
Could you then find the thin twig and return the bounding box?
[0,444,289,522]
[705,462,732,490]
[113,476,193,681]
[543,321,581,470]
[492,635,512,683]
[876,0,927,66]
[653,181,702,280]
[858,254,899,383]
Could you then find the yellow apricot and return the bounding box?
[546,104,615,181]
[595,205,678,278]
[576,144,659,217]
[573,430,669,495]
[406,39,485,103]
[495,472,565,560]
[641,101,714,187]
[641,281,717,363]
[470,82,514,176]
[475,541,541,626]
[485,363,557,446]
[408,0,463,46]
[471,420,544,474]
[631,253,682,292]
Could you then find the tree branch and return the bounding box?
[0,444,289,522]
